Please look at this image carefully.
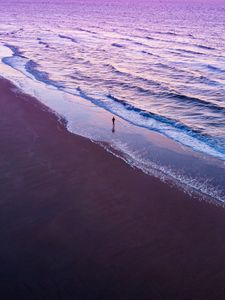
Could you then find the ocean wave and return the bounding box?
[75,88,225,160]
[75,27,97,34]
[198,76,220,86]
[196,44,215,50]
[37,39,50,48]
[154,31,177,36]
[165,91,225,112]
[143,35,217,54]
[25,60,62,87]
[103,63,225,112]
[107,93,225,153]
[175,48,205,55]
[4,43,24,57]
[106,93,198,131]
[145,36,155,40]
[77,88,190,133]
[207,64,225,74]
[0,29,23,37]
[133,41,147,47]
[58,34,77,43]
[3,43,225,162]
[141,50,157,56]
[79,85,223,151]
[3,46,63,89]
[5,44,223,116]
[188,33,195,38]
[111,43,124,48]
[103,63,162,89]
[153,62,183,73]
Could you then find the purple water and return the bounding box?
[0,0,225,201]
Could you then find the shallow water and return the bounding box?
[0,0,225,202]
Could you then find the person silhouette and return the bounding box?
[112,116,115,133]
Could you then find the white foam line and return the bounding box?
[0,43,224,204]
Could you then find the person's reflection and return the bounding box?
[112,116,115,133]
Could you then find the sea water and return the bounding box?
[0,0,225,202]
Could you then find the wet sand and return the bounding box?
[1,77,225,300]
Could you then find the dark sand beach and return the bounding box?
[1,77,225,300]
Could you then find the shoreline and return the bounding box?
[0,43,225,203]
[0,42,224,204]
[1,77,225,299]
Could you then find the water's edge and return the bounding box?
[0,44,225,204]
